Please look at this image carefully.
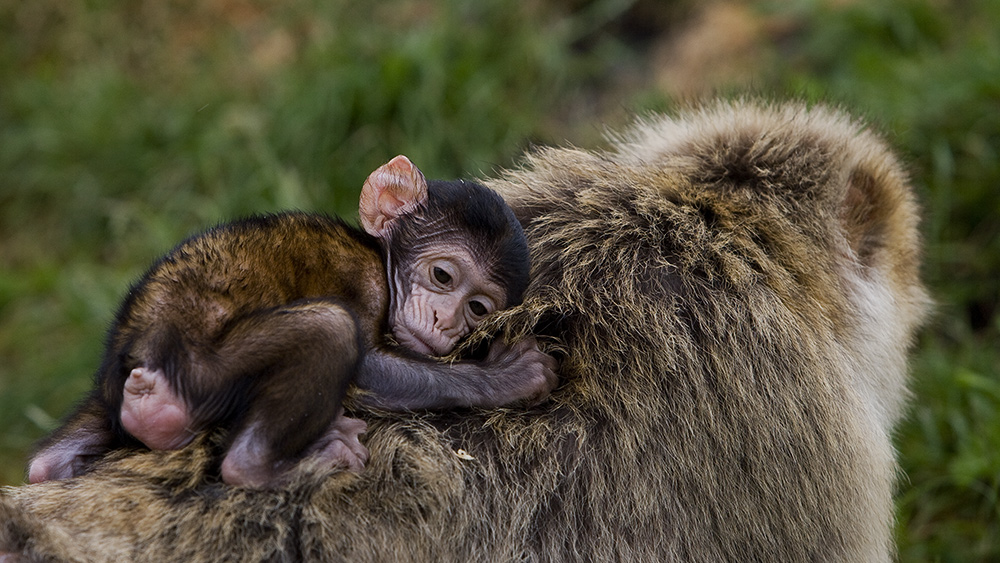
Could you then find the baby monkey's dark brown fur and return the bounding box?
[27,155,557,488]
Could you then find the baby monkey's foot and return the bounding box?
[311,414,369,472]
[121,367,195,450]
[220,413,368,488]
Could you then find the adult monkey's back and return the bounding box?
[0,100,929,562]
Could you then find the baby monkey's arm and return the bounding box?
[354,338,558,411]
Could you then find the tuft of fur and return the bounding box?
[1,100,929,562]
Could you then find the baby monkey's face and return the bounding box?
[390,245,506,357]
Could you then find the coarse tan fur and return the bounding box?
[0,100,929,562]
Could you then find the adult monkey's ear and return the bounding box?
[359,155,429,238]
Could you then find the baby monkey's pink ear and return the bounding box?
[359,155,429,238]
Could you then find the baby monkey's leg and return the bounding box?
[215,300,365,488]
[116,299,365,487]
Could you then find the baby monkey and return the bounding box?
[28,156,557,488]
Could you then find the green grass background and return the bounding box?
[1,1,997,560]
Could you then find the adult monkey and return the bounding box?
[0,100,929,562]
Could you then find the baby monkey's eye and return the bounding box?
[433,267,451,285]
[469,300,488,317]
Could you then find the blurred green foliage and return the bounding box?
[1,0,998,560]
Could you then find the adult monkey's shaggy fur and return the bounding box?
[1,100,929,562]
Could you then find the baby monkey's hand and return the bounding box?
[485,337,559,406]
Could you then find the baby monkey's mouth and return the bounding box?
[394,326,443,357]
